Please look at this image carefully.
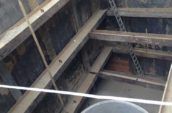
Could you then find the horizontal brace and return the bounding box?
[112,46,172,61]
[107,8,172,18]
[99,70,165,89]
[90,30,172,46]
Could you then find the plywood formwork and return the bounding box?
[7,10,106,113]
[107,8,172,18]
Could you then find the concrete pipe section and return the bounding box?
[81,100,148,113]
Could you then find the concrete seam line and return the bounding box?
[0,84,172,106]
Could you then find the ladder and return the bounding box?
[108,0,144,76]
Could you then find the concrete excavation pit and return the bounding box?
[0,1,172,113]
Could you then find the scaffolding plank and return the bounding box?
[107,8,172,18]
[0,0,70,60]
[90,30,172,46]
[8,10,106,113]
[159,64,172,113]
[62,47,112,113]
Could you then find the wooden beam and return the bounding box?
[0,0,70,60]
[112,46,172,61]
[90,30,172,46]
[8,10,106,113]
[99,70,165,89]
[61,47,112,113]
[159,64,172,113]
[107,8,172,18]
